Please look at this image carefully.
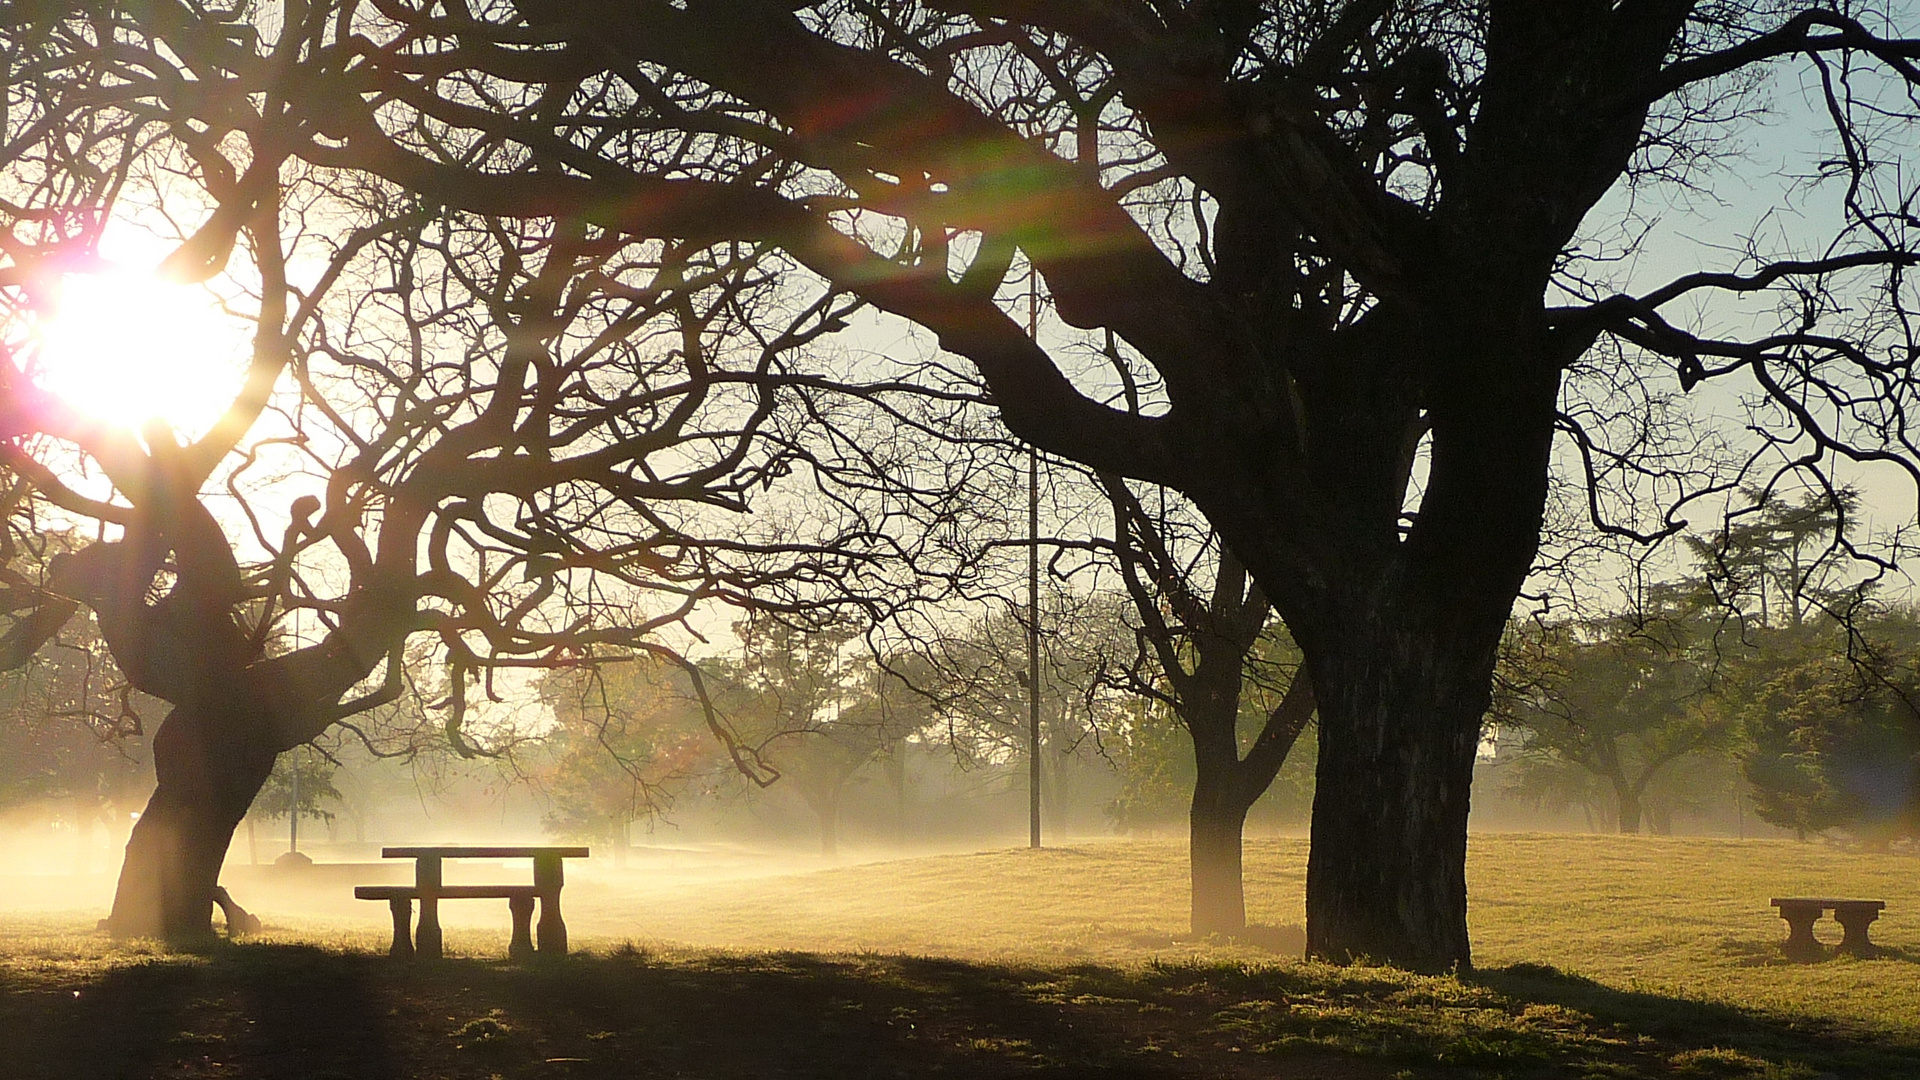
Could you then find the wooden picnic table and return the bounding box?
[358,846,589,960]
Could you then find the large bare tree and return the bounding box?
[0,10,909,935]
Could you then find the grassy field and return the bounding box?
[3,833,1917,1078]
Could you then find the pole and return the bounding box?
[288,608,300,855]
[1027,262,1042,850]
[289,746,300,855]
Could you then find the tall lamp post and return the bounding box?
[1026,263,1042,850]
[290,606,301,856]
[288,745,301,855]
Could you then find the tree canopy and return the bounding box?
[0,2,986,937]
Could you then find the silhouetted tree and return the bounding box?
[1098,476,1314,935]
[0,55,885,936]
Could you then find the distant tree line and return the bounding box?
[1492,489,1920,846]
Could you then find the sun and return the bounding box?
[29,264,252,439]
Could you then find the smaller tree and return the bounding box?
[729,616,932,856]
[537,656,722,860]
[1099,477,1314,935]
[1736,616,1920,845]
[1496,605,1731,835]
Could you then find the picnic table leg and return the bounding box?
[508,895,536,960]
[533,853,567,956]
[387,897,415,960]
[416,855,443,960]
[1776,903,1823,960]
[1835,907,1880,958]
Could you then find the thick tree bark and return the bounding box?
[1274,284,1559,971]
[1305,645,1484,971]
[64,519,408,941]
[104,701,278,941]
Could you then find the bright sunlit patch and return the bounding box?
[29,265,251,438]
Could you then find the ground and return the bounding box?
[2,834,1917,1078]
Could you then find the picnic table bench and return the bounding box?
[356,846,588,960]
[1770,897,1884,959]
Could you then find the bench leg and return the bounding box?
[387,898,414,960]
[414,855,443,960]
[536,895,567,956]
[1835,908,1880,958]
[416,896,442,960]
[508,896,536,960]
[1778,907,1823,960]
[533,853,568,956]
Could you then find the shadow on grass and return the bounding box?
[473,948,1186,1077]
[1103,953,1920,1078]
[6,941,395,1080]
[13,939,1920,1079]
[6,941,1230,1079]
[1475,961,1920,1077]
[3,958,197,1080]
[227,945,400,1080]
[1716,934,1920,967]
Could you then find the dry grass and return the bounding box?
[1465,834,1920,1035]
[568,832,1920,1034]
[564,839,1296,962]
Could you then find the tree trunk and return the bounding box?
[1616,791,1642,834]
[816,791,840,857]
[1305,635,1486,972]
[1190,775,1253,935]
[1178,629,1313,940]
[882,740,907,842]
[104,702,277,942]
[1647,803,1673,836]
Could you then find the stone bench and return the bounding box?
[355,884,541,959]
[1771,897,1885,959]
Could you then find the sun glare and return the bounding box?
[30,266,251,438]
